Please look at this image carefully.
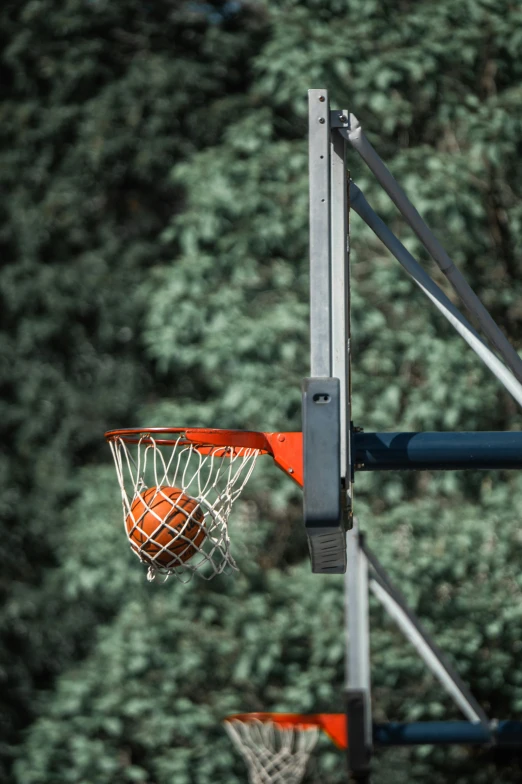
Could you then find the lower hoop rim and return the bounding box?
[225,712,347,749]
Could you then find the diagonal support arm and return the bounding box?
[349,182,522,409]
[363,542,489,727]
[340,115,522,385]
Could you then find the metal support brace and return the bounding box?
[340,114,522,387]
[363,541,489,727]
[373,721,522,746]
[349,182,522,408]
[330,108,352,518]
[353,430,522,471]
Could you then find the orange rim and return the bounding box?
[225,712,347,749]
[104,427,271,450]
[104,428,304,487]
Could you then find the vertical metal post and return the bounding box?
[304,90,345,573]
[330,109,352,515]
[308,88,332,377]
[332,107,368,778]
[346,520,372,780]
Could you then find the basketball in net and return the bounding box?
[106,426,303,580]
[125,486,206,567]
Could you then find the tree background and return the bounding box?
[2,0,522,782]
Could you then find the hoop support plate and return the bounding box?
[302,378,345,573]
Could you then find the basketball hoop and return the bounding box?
[224,712,347,784]
[105,428,302,581]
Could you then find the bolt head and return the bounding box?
[277,434,286,443]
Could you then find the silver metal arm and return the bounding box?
[350,181,522,409]
[341,116,522,385]
[369,576,488,726]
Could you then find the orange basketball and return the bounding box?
[125,486,206,567]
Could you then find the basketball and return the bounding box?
[126,486,206,567]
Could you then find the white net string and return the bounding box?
[109,435,260,582]
[225,719,319,784]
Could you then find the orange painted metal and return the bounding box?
[185,428,272,452]
[104,428,304,487]
[265,432,303,487]
[226,712,348,749]
[104,427,267,449]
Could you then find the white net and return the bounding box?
[225,719,319,784]
[108,434,260,582]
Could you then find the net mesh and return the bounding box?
[108,434,260,582]
[225,719,319,784]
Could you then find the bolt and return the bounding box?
[288,468,294,474]
[318,117,325,124]
[277,433,286,443]
[354,426,364,433]
[355,463,365,470]
[339,113,346,121]
[319,96,325,102]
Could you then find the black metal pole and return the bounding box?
[346,689,371,783]
[354,431,522,472]
[373,720,522,746]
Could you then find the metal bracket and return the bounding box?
[330,109,350,128]
[302,377,345,573]
[346,689,371,782]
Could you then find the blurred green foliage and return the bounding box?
[0,0,265,777]
[2,0,522,782]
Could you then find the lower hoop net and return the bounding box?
[108,434,260,581]
[225,718,319,784]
